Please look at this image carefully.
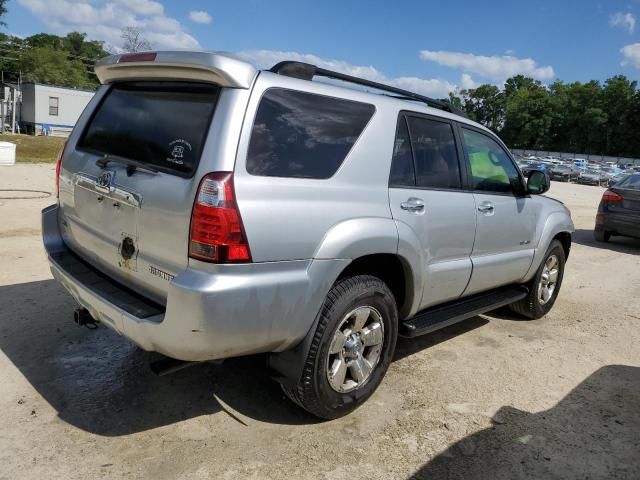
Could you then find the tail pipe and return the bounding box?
[74,307,98,329]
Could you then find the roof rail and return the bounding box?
[269,61,466,117]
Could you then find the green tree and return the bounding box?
[0,0,8,26]
[460,84,504,131]
[501,84,554,149]
[19,46,93,88]
[602,75,637,155]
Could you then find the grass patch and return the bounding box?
[0,134,66,163]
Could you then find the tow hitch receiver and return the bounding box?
[74,307,98,329]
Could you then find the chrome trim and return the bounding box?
[75,172,143,208]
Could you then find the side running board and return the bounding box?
[400,285,528,338]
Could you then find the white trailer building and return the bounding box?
[19,83,95,136]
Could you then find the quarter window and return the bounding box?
[49,96,59,116]
[247,89,375,179]
[389,117,415,187]
[462,128,520,193]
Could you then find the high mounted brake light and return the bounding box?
[189,172,251,263]
[602,190,623,202]
[119,52,157,63]
[55,140,67,198]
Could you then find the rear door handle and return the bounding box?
[477,202,495,214]
[400,197,425,213]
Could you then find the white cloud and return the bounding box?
[460,73,477,90]
[419,49,555,82]
[189,10,212,24]
[620,43,640,68]
[610,12,636,34]
[17,0,199,50]
[236,49,456,98]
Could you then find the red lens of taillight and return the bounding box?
[189,172,251,263]
[55,140,67,198]
[602,190,622,202]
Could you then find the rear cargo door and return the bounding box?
[58,82,219,302]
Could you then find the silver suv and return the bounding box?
[42,51,574,419]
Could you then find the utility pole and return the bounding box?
[1,71,4,134]
[11,84,16,134]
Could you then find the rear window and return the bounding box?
[617,174,640,189]
[246,88,375,179]
[78,82,219,176]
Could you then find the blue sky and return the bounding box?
[6,0,640,97]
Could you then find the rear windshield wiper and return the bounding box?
[96,154,158,176]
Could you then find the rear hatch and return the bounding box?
[613,187,640,216]
[58,81,220,303]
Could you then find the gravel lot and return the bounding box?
[1,164,639,479]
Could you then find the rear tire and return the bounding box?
[594,229,610,242]
[510,240,565,320]
[281,275,398,419]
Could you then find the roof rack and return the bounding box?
[269,61,466,117]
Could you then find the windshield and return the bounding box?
[78,82,220,177]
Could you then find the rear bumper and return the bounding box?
[596,212,640,239]
[43,204,346,361]
[578,178,601,185]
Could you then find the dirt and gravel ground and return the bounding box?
[1,164,639,480]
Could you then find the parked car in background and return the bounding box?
[549,164,576,182]
[594,174,640,242]
[577,169,605,186]
[600,167,622,184]
[520,161,548,178]
[42,50,574,419]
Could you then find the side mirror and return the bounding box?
[527,170,550,194]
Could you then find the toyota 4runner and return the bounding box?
[42,51,574,419]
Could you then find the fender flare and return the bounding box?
[523,211,574,282]
[312,217,398,260]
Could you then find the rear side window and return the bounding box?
[407,116,461,189]
[618,174,640,189]
[389,114,461,189]
[78,82,220,177]
[247,88,375,179]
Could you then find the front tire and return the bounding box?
[510,240,566,320]
[281,275,398,419]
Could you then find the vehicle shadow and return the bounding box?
[409,365,640,479]
[0,279,494,436]
[0,279,320,436]
[394,316,489,362]
[572,228,640,255]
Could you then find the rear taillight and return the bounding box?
[602,190,622,202]
[189,172,251,263]
[55,140,67,198]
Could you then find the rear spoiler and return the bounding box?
[94,51,257,88]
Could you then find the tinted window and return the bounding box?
[247,89,375,179]
[407,117,461,189]
[79,82,219,176]
[462,128,520,193]
[389,117,415,187]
